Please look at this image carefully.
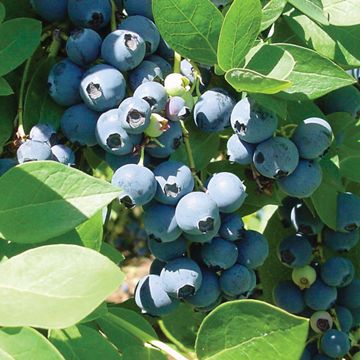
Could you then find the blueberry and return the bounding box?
[335,305,353,333]
[310,311,333,333]
[17,140,52,163]
[105,152,140,171]
[165,96,191,122]
[300,343,317,360]
[135,274,179,316]
[304,279,337,311]
[220,264,253,297]
[160,258,202,298]
[291,203,324,235]
[51,145,75,165]
[350,307,360,328]
[292,265,317,289]
[48,59,83,107]
[143,203,182,242]
[66,28,102,66]
[219,213,244,241]
[29,123,57,146]
[185,269,221,308]
[118,16,160,55]
[320,329,350,358]
[156,37,174,63]
[146,55,172,78]
[111,164,157,207]
[321,257,354,287]
[30,0,68,21]
[80,64,126,112]
[133,81,168,113]
[227,134,255,165]
[175,191,220,236]
[128,60,163,91]
[338,278,360,309]
[68,0,111,29]
[146,121,183,158]
[230,97,278,143]
[273,280,306,314]
[153,160,194,205]
[123,0,153,19]
[96,109,141,155]
[180,59,211,92]
[61,104,99,146]
[278,197,301,228]
[147,236,186,261]
[201,237,238,270]
[207,172,247,213]
[337,192,360,233]
[101,30,146,72]
[0,159,17,176]
[118,97,151,134]
[277,234,313,268]
[292,117,333,160]
[183,219,221,244]
[277,159,323,198]
[323,227,359,252]
[195,296,222,313]
[236,230,269,269]
[253,137,299,179]
[193,88,236,132]
[149,259,166,275]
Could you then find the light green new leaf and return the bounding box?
[261,0,287,31]
[196,300,309,360]
[0,161,120,244]
[0,327,64,360]
[0,245,124,329]
[287,0,329,25]
[218,0,262,71]
[0,18,41,77]
[323,0,360,26]
[152,0,223,65]
[0,2,5,23]
[0,77,12,96]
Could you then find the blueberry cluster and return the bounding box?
[133,166,269,316]
[273,196,360,359]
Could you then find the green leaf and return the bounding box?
[0,3,5,24]
[123,346,166,360]
[152,0,223,65]
[171,121,220,170]
[80,302,108,324]
[195,300,309,360]
[261,0,287,31]
[323,0,360,26]
[0,244,124,328]
[1,0,35,20]
[286,100,325,125]
[251,93,287,119]
[275,43,355,100]
[100,242,125,265]
[50,325,121,359]
[218,0,262,71]
[0,76,12,96]
[340,157,360,183]
[226,68,292,94]
[0,327,64,359]
[0,18,41,77]
[0,94,15,151]
[0,161,120,244]
[287,0,329,25]
[23,57,64,132]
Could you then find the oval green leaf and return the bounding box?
[261,0,287,31]
[0,94,16,150]
[287,0,329,25]
[218,0,262,71]
[323,0,360,26]
[0,161,120,244]
[195,300,309,360]
[0,2,5,23]
[0,244,124,329]
[152,0,223,65]
[0,77,13,96]
[0,18,41,76]
[340,156,360,183]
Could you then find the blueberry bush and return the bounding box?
[0,0,359,359]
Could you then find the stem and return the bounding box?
[316,232,325,263]
[138,146,145,166]
[48,29,62,58]
[150,340,189,360]
[111,0,117,31]
[173,52,182,73]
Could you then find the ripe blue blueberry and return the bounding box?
[66,28,102,66]
[350,307,360,328]
[207,172,247,213]
[253,137,299,179]
[160,257,203,298]
[30,0,68,21]
[304,279,337,311]
[51,145,75,165]
[118,15,160,55]
[320,329,350,358]
[123,0,153,19]
[146,55,172,79]
[111,164,157,207]
[321,257,354,287]
[180,59,211,93]
[290,203,324,235]
[135,274,179,316]
[335,305,353,333]
[147,236,186,261]
[337,192,360,233]
[277,234,313,268]
[273,280,306,314]
[156,37,174,63]
[323,227,359,252]
[29,123,57,146]
[133,81,168,113]
[61,104,99,146]
[338,278,360,309]
[165,96,191,122]
[227,134,255,165]
[175,191,220,236]
[278,197,301,228]
[201,237,238,270]
[193,88,236,132]
[219,213,244,241]
[153,160,194,205]
[68,0,111,29]
[0,159,17,176]
[230,97,278,144]
[105,152,140,171]
[101,30,146,72]
[128,60,163,91]
[149,259,166,275]
[48,59,83,107]
[118,97,151,135]
[17,140,52,163]
[220,264,253,297]
[292,117,333,160]
[183,219,221,244]
[277,159,323,198]
[96,109,141,155]
[237,230,269,269]
[80,64,126,112]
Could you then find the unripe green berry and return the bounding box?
[292,265,317,289]
[164,73,191,96]
[144,114,169,138]
[310,311,333,333]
